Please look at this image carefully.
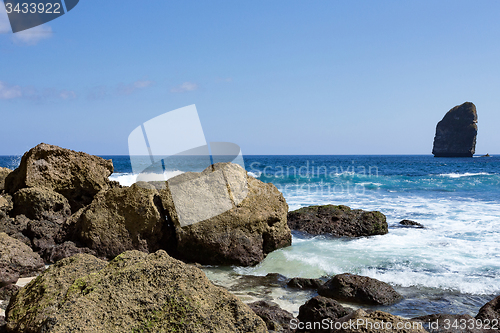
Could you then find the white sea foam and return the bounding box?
[248,171,261,178]
[438,172,493,178]
[109,170,184,187]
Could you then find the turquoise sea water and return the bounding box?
[2,154,499,317]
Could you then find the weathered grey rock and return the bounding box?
[476,295,500,323]
[414,314,483,333]
[160,162,291,266]
[5,250,267,333]
[12,187,71,223]
[287,205,388,237]
[248,300,295,333]
[337,309,427,333]
[0,215,30,246]
[67,182,170,259]
[297,296,352,332]
[0,168,11,193]
[318,273,403,306]
[432,102,478,157]
[287,277,325,290]
[5,143,115,211]
[399,219,425,228]
[0,232,44,287]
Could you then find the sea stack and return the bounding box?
[432,102,478,157]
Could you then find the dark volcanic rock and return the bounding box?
[414,314,483,333]
[12,187,71,223]
[0,232,44,287]
[287,277,325,290]
[42,241,96,264]
[160,162,291,266]
[287,205,388,237]
[0,316,5,333]
[297,296,352,332]
[5,143,115,211]
[248,300,295,333]
[0,215,31,246]
[0,168,11,193]
[0,285,20,308]
[67,182,170,259]
[5,250,267,333]
[399,219,425,228]
[318,273,403,306]
[432,102,478,157]
[476,295,500,322]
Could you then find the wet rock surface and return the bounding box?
[318,273,403,306]
[287,205,388,237]
[476,295,500,323]
[297,296,352,332]
[287,277,325,290]
[248,300,295,333]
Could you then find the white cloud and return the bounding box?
[117,80,155,95]
[12,24,53,45]
[0,80,76,101]
[0,81,22,99]
[170,82,199,93]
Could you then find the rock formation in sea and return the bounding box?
[4,250,267,333]
[248,300,295,333]
[287,205,388,237]
[318,273,403,306]
[432,102,478,157]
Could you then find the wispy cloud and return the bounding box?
[117,80,155,95]
[0,81,22,99]
[12,24,53,45]
[87,79,155,100]
[0,2,53,45]
[0,80,76,101]
[170,82,198,93]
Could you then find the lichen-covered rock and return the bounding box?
[432,102,478,157]
[0,233,44,287]
[337,309,427,333]
[5,250,267,333]
[318,273,402,306]
[476,295,500,323]
[67,182,170,259]
[287,277,325,290]
[287,205,388,237]
[0,168,11,193]
[297,296,352,332]
[248,300,295,333]
[4,143,115,211]
[160,162,291,266]
[12,187,71,223]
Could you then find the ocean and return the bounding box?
[1,154,499,318]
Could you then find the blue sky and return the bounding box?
[1,0,499,155]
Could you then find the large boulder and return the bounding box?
[160,162,291,266]
[4,143,115,211]
[476,295,500,323]
[318,273,403,306]
[248,300,295,333]
[432,102,478,157]
[0,168,11,193]
[12,187,71,223]
[287,205,388,237]
[296,296,352,332]
[5,250,268,333]
[0,233,44,287]
[67,182,171,259]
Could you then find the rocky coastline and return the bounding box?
[1,143,499,332]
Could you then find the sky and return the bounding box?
[0,0,499,155]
